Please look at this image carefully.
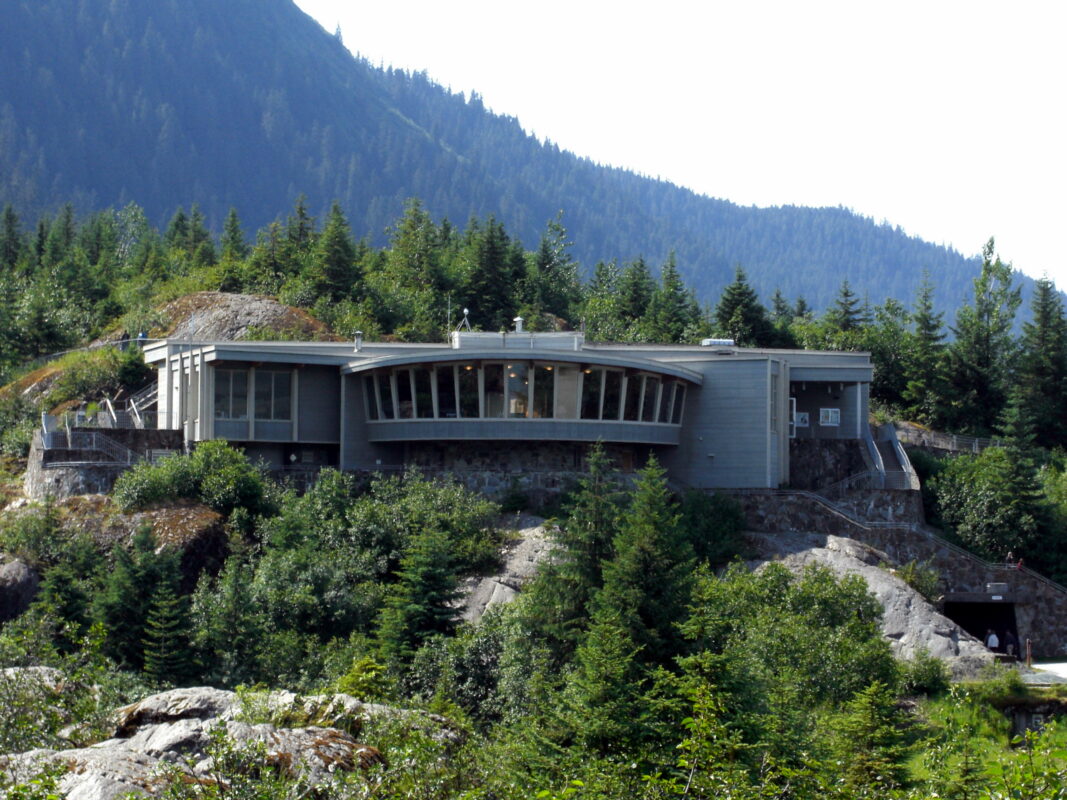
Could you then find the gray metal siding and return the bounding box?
[215,420,249,440]
[659,359,771,488]
[341,374,396,469]
[297,367,340,442]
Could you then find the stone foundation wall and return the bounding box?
[23,428,184,500]
[734,490,1067,658]
[788,439,867,490]
[405,440,649,473]
[831,489,925,524]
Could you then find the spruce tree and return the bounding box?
[618,257,655,324]
[377,529,461,667]
[220,207,249,260]
[714,266,774,346]
[0,205,22,272]
[645,252,700,343]
[524,443,622,659]
[828,279,863,332]
[942,239,1021,434]
[1015,277,1067,448]
[94,526,181,670]
[902,272,947,423]
[315,202,359,300]
[593,455,695,666]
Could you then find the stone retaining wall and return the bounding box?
[23,428,184,500]
[734,491,1067,658]
[788,439,867,490]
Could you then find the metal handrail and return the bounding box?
[127,382,159,409]
[64,431,142,464]
[895,425,1004,454]
[734,487,1067,596]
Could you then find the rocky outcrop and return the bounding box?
[2,686,459,800]
[0,555,40,622]
[160,293,335,341]
[459,514,556,623]
[746,531,994,678]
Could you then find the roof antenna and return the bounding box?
[456,307,472,332]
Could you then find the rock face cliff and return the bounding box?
[1,686,460,800]
[746,531,994,678]
[158,293,336,341]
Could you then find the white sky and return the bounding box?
[294,0,1067,286]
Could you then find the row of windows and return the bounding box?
[214,368,292,421]
[363,363,687,424]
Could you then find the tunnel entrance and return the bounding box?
[942,599,1019,654]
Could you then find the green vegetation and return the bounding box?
[4,439,1067,797]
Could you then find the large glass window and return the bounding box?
[623,375,642,421]
[533,365,555,418]
[458,365,479,417]
[484,364,505,418]
[671,384,686,424]
[414,368,434,419]
[642,376,661,422]
[214,369,248,419]
[363,375,379,420]
[580,368,602,419]
[436,366,457,418]
[658,382,676,423]
[556,366,579,419]
[377,373,395,419]
[507,363,529,418]
[395,369,414,419]
[603,370,623,420]
[255,369,291,421]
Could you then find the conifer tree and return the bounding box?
[460,216,521,331]
[377,529,461,667]
[618,257,655,324]
[592,455,695,666]
[714,266,774,347]
[835,681,909,794]
[163,207,189,254]
[1015,277,1067,448]
[828,279,863,332]
[902,272,947,423]
[645,252,700,343]
[770,289,793,323]
[142,581,193,686]
[0,205,23,272]
[942,239,1021,434]
[220,207,249,261]
[314,202,359,300]
[94,526,182,670]
[524,443,622,658]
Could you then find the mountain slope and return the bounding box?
[0,0,1022,311]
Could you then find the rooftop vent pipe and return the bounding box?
[513,316,524,333]
[354,331,363,352]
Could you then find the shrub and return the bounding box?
[113,441,271,516]
[899,648,951,696]
[890,558,942,603]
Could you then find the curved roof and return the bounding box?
[341,349,703,384]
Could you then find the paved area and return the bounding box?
[1019,661,1067,685]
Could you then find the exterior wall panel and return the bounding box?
[660,359,771,488]
[297,367,340,442]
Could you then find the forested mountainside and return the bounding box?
[0,0,1023,313]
